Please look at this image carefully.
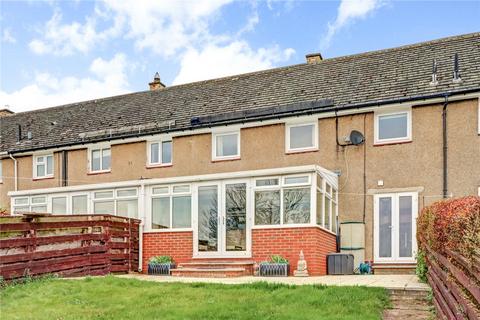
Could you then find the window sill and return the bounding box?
[146,163,173,169]
[32,176,54,181]
[373,140,412,147]
[285,148,318,155]
[252,223,313,230]
[87,170,111,176]
[211,156,241,163]
[143,228,193,233]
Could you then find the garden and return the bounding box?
[0,276,389,320]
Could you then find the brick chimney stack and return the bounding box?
[305,53,323,64]
[149,72,166,91]
[0,108,14,117]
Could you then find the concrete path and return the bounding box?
[116,273,429,291]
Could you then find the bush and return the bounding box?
[417,196,480,263]
[270,255,289,264]
[148,256,172,265]
[415,250,428,283]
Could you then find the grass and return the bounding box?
[0,276,389,320]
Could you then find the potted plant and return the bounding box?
[258,255,290,277]
[147,256,175,275]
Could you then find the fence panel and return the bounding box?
[0,213,141,280]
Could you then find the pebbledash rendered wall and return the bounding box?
[142,227,337,276]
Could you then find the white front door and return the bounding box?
[374,192,418,263]
[193,179,251,258]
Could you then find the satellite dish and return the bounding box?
[349,130,365,145]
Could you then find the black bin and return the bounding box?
[327,253,354,275]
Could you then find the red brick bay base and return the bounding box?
[252,227,336,276]
[142,227,336,276]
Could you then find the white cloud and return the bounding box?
[29,8,122,56]
[2,28,16,43]
[322,0,385,48]
[173,41,295,85]
[0,54,130,112]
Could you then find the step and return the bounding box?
[373,264,416,275]
[179,261,254,271]
[171,267,249,278]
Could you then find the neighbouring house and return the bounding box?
[0,33,479,276]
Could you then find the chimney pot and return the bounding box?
[149,72,166,91]
[306,53,323,64]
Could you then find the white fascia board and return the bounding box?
[8,165,325,197]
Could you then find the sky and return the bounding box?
[0,0,479,113]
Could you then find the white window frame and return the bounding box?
[0,160,3,183]
[88,144,111,173]
[92,188,139,216]
[315,174,338,234]
[70,192,90,214]
[253,174,314,228]
[147,137,173,167]
[285,121,319,153]
[373,192,418,263]
[374,107,412,145]
[212,130,241,161]
[12,195,48,214]
[33,153,54,179]
[148,184,193,231]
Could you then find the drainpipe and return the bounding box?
[61,150,68,187]
[442,96,448,198]
[138,183,145,272]
[9,153,18,191]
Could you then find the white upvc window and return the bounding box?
[12,195,47,214]
[148,138,172,166]
[150,184,192,230]
[315,173,338,233]
[33,154,54,179]
[254,174,312,226]
[285,122,318,153]
[51,196,68,214]
[89,145,111,173]
[92,188,138,218]
[374,108,412,144]
[212,130,240,160]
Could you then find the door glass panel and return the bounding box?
[379,197,392,258]
[225,183,247,251]
[399,196,413,257]
[198,186,218,252]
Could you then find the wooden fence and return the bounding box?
[0,213,140,281]
[425,246,480,320]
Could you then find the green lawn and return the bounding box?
[0,276,389,320]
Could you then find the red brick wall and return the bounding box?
[142,231,192,272]
[142,227,336,276]
[252,227,337,276]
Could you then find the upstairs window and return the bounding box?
[33,154,54,179]
[90,146,111,173]
[148,139,172,166]
[212,131,240,160]
[375,108,412,144]
[286,122,318,153]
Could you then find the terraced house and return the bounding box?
[0,33,479,276]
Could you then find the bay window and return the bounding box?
[316,173,338,233]
[254,175,312,226]
[151,185,192,230]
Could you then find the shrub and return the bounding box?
[415,250,428,283]
[417,196,480,263]
[148,256,172,265]
[270,255,289,264]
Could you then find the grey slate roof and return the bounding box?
[1,32,479,154]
